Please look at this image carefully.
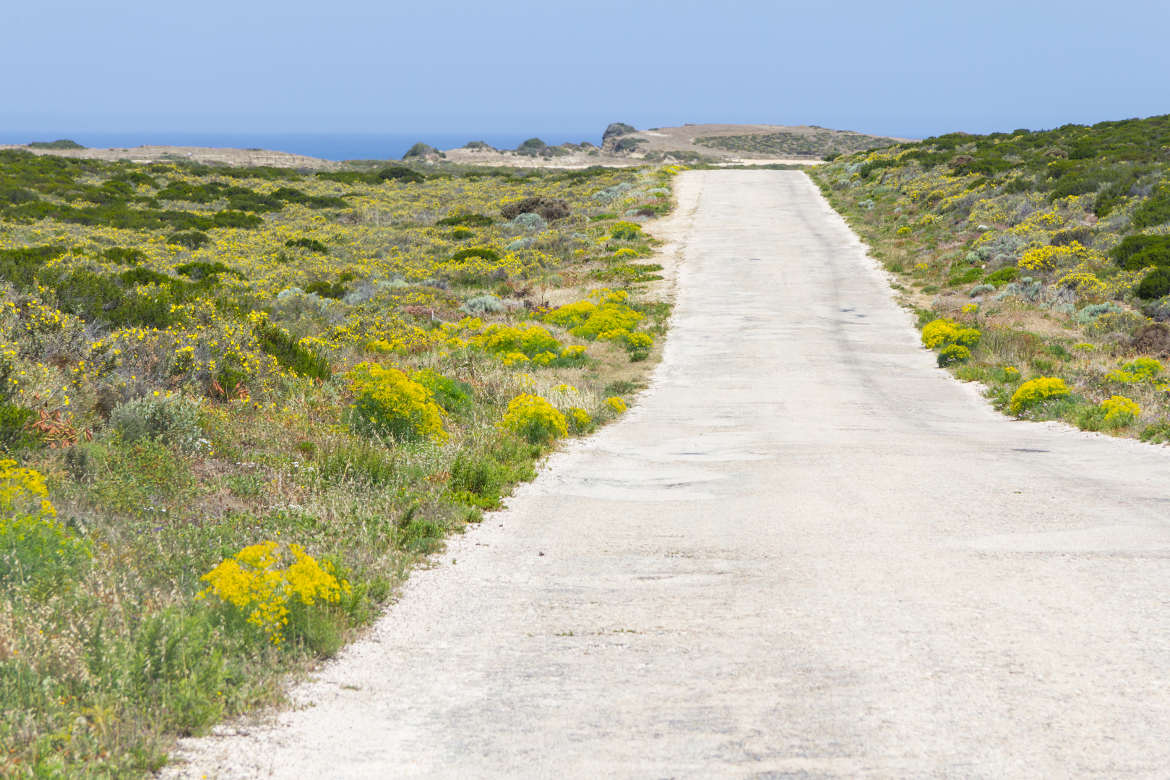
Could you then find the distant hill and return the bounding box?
[439,123,908,167]
[604,123,908,162]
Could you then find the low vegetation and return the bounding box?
[813,113,1170,439]
[696,128,900,159]
[0,148,680,775]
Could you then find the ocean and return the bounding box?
[0,131,603,162]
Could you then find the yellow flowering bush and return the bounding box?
[543,300,597,329]
[566,407,592,433]
[199,541,350,645]
[623,330,654,361]
[471,323,560,358]
[1009,377,1070,415]
[604,396,628,413]
[569,303,643,340]
[1101,395,1140,426]
[921,318,981,350]
[0,459,91,592]
[346,362,447,442]
[499,394,567,444]
[1056,272,1107,300]
[1017,242,1088,272]
[610,221,642,240]
[1105,357,1162,384]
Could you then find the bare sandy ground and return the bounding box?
[166,170,1170,778]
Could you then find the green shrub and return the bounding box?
[253,319,331,381]
[316,438,397,486]
[403,143,439,159]
[1132,188,1170,228]
[0,404,38,451]
[110,395,204,452]
[166,230,210,249]
[304,279,347,299]
[411,369,472,416]
[1136,267,1170,300]
[1140,420,1170,443]
[27,139,85,149]
[0,245,64,290]
[0,459,91,594]
[448,437,536,509]
[514,138,548,157]
[436,213,493,227]
[212,210,263,229]
[93,439,194,516]
[451,246,501,263]
[983,266,1018,286]
[103,246,146,264]
[937,344,971,366]
[610,221,642,240]
[1113,234,1170,270]
[285,237,328,253]
[175,261,242,280]
[460,294,505,315]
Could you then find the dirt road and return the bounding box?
[170,171,1170,778]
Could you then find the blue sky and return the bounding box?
[5,0,1169,141]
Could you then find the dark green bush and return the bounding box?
[411,369,472,417]
[436,213,493,227]
[103,246,145,265]
[285,237,328,253]
[212,210,263,229]
[27,139,85,149]
[119,267,174,287]
[166,230,210,249]
[1133,189,1170,229]
[402,143,439,159]
[304,280,346,299]
[253,321,331,381]
[0,403,39,451]
[0,245,64,289]
[175,261,242,280]
[984,266,1019,286]
[1137,267,1170,300]
[376,166,425,183]
[451,246,500,263]
[1113,235,1170,270]
[515,138,548,157]
[447,435,537,510]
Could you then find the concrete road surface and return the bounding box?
[169,171,1170,778]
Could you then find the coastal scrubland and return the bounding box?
[813,114,1170,437]
[0,150,677,775]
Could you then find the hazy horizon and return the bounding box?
[5,0,1169,143]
